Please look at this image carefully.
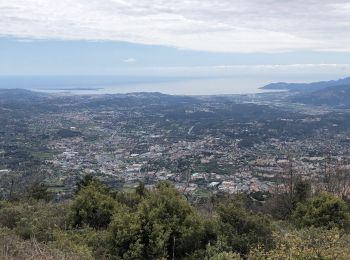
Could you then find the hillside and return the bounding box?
[0,89,46,103]
[293,84,350,107]
[261,76,350,92]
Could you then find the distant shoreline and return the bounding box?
[0,75,282,95]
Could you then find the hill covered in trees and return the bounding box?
[261,76,350,93]
[261,76,350,108]
[1,176,350,259]
[292,84,350,108]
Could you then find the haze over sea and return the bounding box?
[0,74,343,95]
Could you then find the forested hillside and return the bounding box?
[293,84,350,107]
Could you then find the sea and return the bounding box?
[0,75,275,95]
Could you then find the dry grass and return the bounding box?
[0,232,87,260]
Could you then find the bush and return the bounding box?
[249,227,350,259]
[209,251,241,260]
[0,201,22,229]
[0,200,69,241]
[217,201,275,256]
[26,182,53,201]
[0,227,89,260]
[108,182,212,259]
[292,192,350,230]
[71,181,117,229]
[264,178,311,220]
[51,229,109,259]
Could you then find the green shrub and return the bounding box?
[292,192,350,230]
[108,182,212,259]
[0,200,69,241]
[71,181,117,229]
[217,201,275,255]
[249,227,350,259]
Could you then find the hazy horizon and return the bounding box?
[0,74,349,95]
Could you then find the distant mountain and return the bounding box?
[261,76,350,92]
[292,84,350,107]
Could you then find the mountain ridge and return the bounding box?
[292,84,350,107]
[261,76,350,92]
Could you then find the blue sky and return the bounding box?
[2,38,350,81]
[1,0,350,91]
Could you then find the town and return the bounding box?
[1,90,350,199]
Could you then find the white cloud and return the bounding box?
[1,0,350,52]
[146,63,350,73]
[124,58,137,63]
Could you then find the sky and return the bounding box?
[1,0,350,92]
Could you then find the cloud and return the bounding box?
[124,57,137,63]
[148,63,350,71]
[1,0,350,53]
[142,63,350,77]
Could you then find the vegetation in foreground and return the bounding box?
[0,176,350,259]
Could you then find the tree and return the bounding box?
[71,180,117,229]
[292,192,350,230]
[216,200,274,256]
[26,182,53,201]
[265,177,311,220]
[108,182,212,259]
[293,177,311,203]
[322,158,350,198]
[135,181,147,197]
[267,155,301,220]
[75,175,98,194]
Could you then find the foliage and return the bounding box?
[113,182,148,210]
[293,178,311,203]
[292,192,350,230]
[70,179,117,229]
[108,182,213,259]
[264,178,312,220]
[216,200,275,256]
[135,181,148,197]
[51,229,109,259]
[0,200,69,241]
[0,227,89,260]
[209,251,241,260]
[249,227,350,259]
[1,178,350,259]
[193,235,241,260]
[26,182,53,201]
[75,174,98,193]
